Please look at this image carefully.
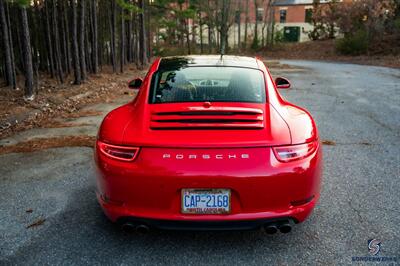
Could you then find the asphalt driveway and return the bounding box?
[0,60,399,265]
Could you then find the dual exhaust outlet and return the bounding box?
[121,222,150,234]
[264,223,292,234]
[121,221,292,234]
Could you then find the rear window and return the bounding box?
[149,67,266,103]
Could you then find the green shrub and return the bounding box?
[394,18,400,31]
[274,29,285,44]
[335,30,369,55]
[251,38,260,50]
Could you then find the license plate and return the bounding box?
[181,189,231,214]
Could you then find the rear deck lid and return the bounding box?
[122,102,291,147]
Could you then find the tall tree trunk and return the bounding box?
[220,0,229,55]
[60,0,71,74]
[20,6,34,98]
[146,1,151,60]
[120,6,125,73]
[268,0,275,46]
[199,12,203,54]
[109,0,116,73]
[178,3,184,49]
[32,0,41,92]
[39,2,48,71]
[52,0,64,83]
[253,0,259,48]
[91,0,98,73]
[6,2,16,88]
[133,14,139,66]
[0,0,14,88]
[207,23,212,54]
[216,27,219,47]
[63,0,72,74]
[261,10,268,47]
[45,0,56,78]
[207,0,212,53]
[14,21,22,72]
[244,0,249,48]
[71,0,81,85]
[87,4,92,73]
[127,12,133,62]
[138,0,148,68]
[237,6,241,50]
[79,0,87,80]
[191,17,196,52]
[59,1,68,73]
[85,18,92,73]
[184,18,191,54]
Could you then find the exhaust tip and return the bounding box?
[279,224,292,234]
[135,224,150,234]
[121,222,136,233]
[264,225,278,234]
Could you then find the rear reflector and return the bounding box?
[97,141,139,162]
[290,195,315,206]
[100,194,124,206]
[272,141,318,162]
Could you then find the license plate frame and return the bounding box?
[181,189,231,214]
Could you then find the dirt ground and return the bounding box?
[0,135,97,155]
[262,39,400,69]
[0,66,146,140]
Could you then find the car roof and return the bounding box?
[158,55,260,71]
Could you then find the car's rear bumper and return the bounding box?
[97,191,318,229]
[95,145,322,228]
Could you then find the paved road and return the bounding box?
[1,61,399,265]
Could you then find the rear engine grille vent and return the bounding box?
[150,109,264,129]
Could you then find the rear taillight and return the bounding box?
[272,141,318,163]
[97,141,140,162]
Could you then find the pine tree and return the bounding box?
[71,0,82,85]
[18,0,34,98]
[0,0,15,88]
[79,0,87,80]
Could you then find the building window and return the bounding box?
[305,8,313,23]
[256,8,264,22]
[280,10,287,23]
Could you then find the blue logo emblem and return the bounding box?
[368,239,381,256]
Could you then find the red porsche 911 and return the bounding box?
[94,55,322,233]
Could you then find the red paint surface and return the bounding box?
[95,56,322,225]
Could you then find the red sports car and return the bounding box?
[94,55,322,233]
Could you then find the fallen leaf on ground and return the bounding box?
[322,140,336,146]
[26,218,46,229]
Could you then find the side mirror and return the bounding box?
[275,77,291,89]
[128,78,143,89]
